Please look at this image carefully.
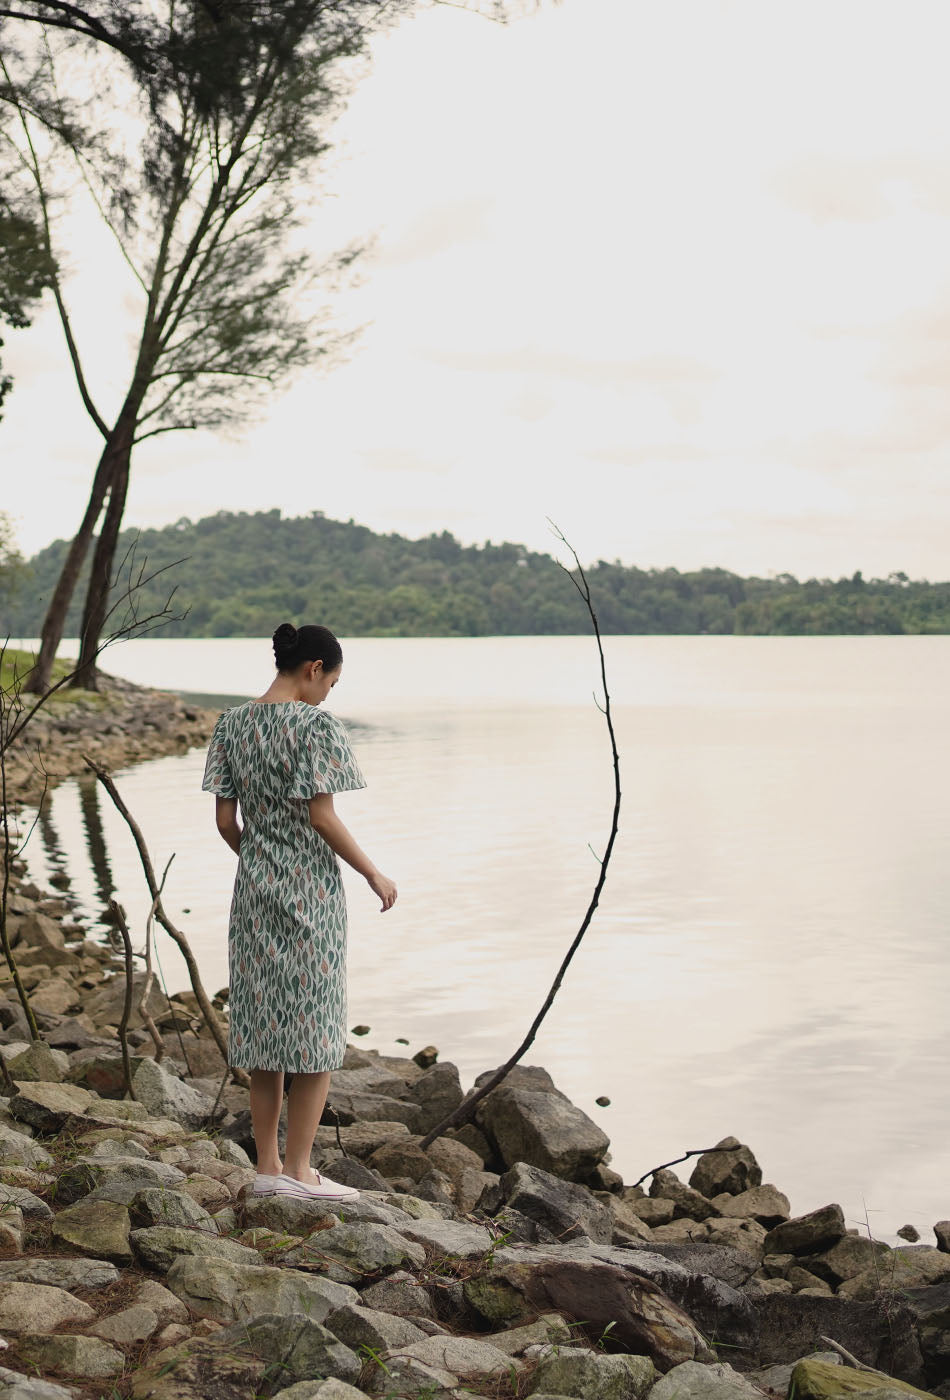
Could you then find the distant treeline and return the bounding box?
[5,510,950,637]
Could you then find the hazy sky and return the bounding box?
[3,0,950,577]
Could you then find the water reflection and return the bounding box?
[78,776,114,909]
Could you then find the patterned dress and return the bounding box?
[201,700,366,1072]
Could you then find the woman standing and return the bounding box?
[203,623,397,1200]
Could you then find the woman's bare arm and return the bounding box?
[308,793,397,912]
[215,796,242,855]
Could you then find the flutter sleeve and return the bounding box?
[202,712,237,798]
[289,709,367,799]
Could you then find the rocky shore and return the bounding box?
[2,681,950,1399]
[5,671,218,807]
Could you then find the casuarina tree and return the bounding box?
[2,1,409,691]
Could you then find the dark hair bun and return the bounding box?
[272,622,298,669]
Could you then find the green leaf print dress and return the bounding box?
[202,700,366,1072]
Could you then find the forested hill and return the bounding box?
[5,510,950,636]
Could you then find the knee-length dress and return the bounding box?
[201,700,366,1072]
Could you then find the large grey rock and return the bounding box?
[688,1137,763,1199]
[133,1278,190,1324]
[531,1346,656,1398]
[284,1221,426,1282]
[404,1062,464,1135]
[0,1257,118,1290]
[16,912,65,953]
[489,1314,574,1354]
[129,1338,267,1399]
[0,1122,52,1169]
[91,1303,161,1344]
[130,1185,215,1230]
[280,1384,372,1400]
[649,1360,769,1400]
[394,1215,493,1259]
[0,1366,76,1400]
[746,1290,923,1375]
[500,1161,614,1243]
[328,1064,410,1098]
[8,1080,94,1132]
[132,1057,216,1130]
[838,1245,950,1300]
[810,1234,891,1285]
[0,1183,52,1218]
[715,1185,789,1227]
[327,1091,421,1131]
[166,1255,357,1323]
[215,1314,361,1387]
[50,1198,132,1263]
[478,1084,608,1180]
[272,1383,370,1400]
[360,1270,438,1320]
[5,1043,67,1083]
[325,1301,427,1352]
[131,1224,260,1272]
[0,1281,95,1332]
[763,1204,846,1256]
[394,1334,513,1378]
[901,1279,950,1368]
[788,1357,932,1400]
[53,1153,185,1204]
[650,1168,719,1222]
[15,1334,124,1379]
[241,1189,404,1233]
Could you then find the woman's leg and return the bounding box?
[249,1069,285,1176]
[282,1070,331,1182]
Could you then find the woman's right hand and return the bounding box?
[368,871,397,912]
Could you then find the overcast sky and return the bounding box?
[3,0,950,578]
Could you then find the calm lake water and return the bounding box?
[20,635,950,1243]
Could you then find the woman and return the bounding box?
[202,622,397,1200]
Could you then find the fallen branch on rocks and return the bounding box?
[109,899,138,1101]
[631,1147,736,1191]
[420,527,621,1149]
[819,1335,884,1373]
[85,757,249,1089]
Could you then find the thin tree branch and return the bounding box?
[84,758,247,1087]
[419,526,621,1148]
[629,1147,734,1191]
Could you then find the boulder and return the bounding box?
[477,1084,608,1180]
[180,1172,232,1212]
[5,1043,67,1083]
[0,1183,52,1218]
[133,1279,190,1324]
[14,1334,124,1378]
[325,1090,422,1131]
[324,1301,428,1352]
[839,1246,950,1300]
[54,1154,185,1204]
[404,1061,464,1135]
[16,912,65,953]
[500,1161,614,1243]
[394,1216,494,1260]
[166,1255,357,1324]
[0,1365,76,1400]
[316,1156,389,1193]
[392,1334,514,1378]
[650,1168,719,1222]
[213,1314,361,1387]
[130,1185,215,1230]
[284,1221,426,1281]
[423,1134,491,1210]
[49,1198,132,1263]
[715,1185,790,1227]
[487,1314,574,1354]
[746,1291,924,1376]
[132,1058,217,1130]
[8,1080,93,1133]
[0,1281,95,1333]
[240,1189,403,1234]
[688,1137,763,1199]
[365,1136,432,1181]
[531,1346,656,1398]
[763,1204,847,1257]
[705,1219,768,1259]
[129,1339,267,1399]
[91,1304,161,1344]
[466,1249,713,1369]
[0,1257,118,1290]
[649,1360,770,1400]
[131,1224,260,1272]
[810,1235,892,1285]
[271,1383,369,1400]
[360,1269,438,1320]
[0,1122,53,1169]
[630,1197,676,1227]
[789,1357,935,1399]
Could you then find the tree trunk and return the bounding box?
[24,444,119,693]
[71,446,132,691]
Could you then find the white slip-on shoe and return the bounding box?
[275,1172,359,1200]
[251,1173,283,1196]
